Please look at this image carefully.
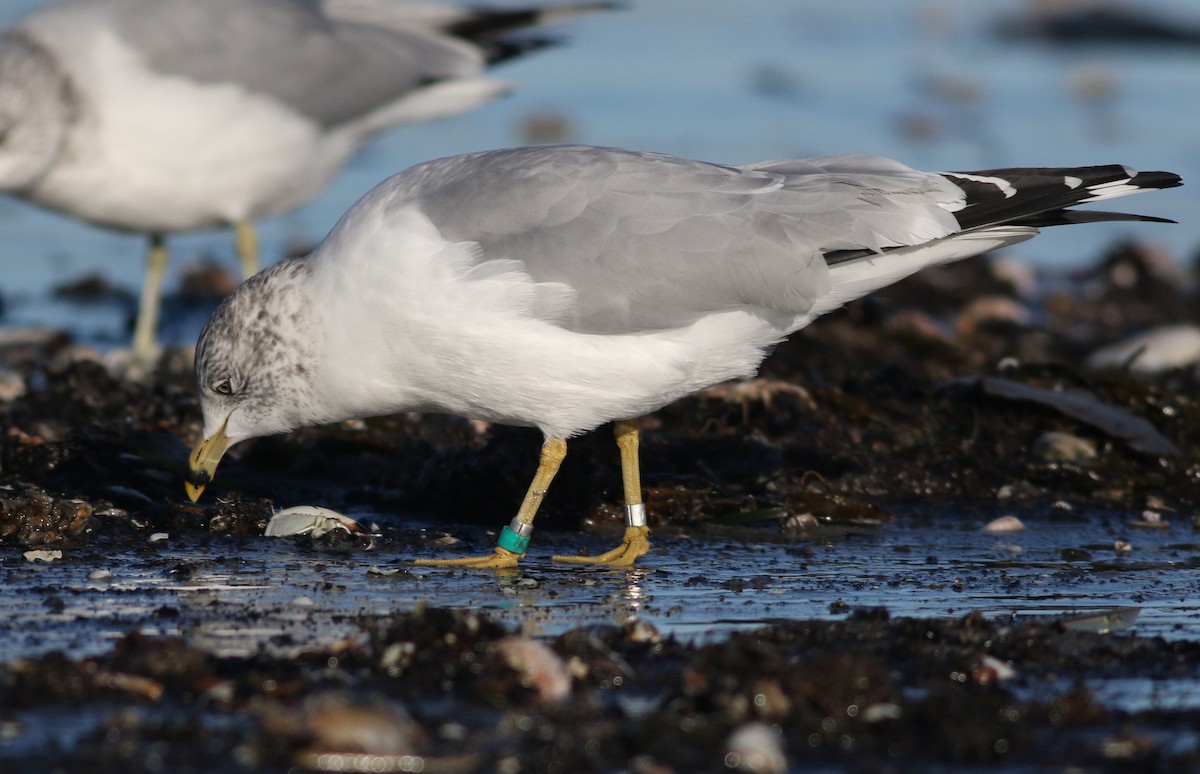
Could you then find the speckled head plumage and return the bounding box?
[187,257,323,501]
[194,258,322,443]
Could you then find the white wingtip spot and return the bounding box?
[944,172,1017,198]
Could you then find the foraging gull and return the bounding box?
[184,144,1180,567]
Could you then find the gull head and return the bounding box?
[187,259,322,501]
[0,32,73,190]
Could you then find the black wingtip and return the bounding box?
[1130,170,1184,190]
[1016,209,1178,228]
[447,2,622,45]
[945,165,1182,232]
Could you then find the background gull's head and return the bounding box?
[0,32,73,190]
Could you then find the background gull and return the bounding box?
[0,0,611,366]
[183,144,1180,568]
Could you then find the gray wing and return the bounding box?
[100,0,479,127]
[404,145,966,334]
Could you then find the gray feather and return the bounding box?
[101,0,478,128]
[398,145,965,333]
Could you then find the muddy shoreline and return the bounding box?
[2,243,1199,771]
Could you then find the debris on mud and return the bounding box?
[0,491,93,546]
[4,608,1200,771]
[0,240,1198,770]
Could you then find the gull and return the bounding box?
[183,144,1180,567]
[0,0,611,365]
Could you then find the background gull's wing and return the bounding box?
[95,0,485,129]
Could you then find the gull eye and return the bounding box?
[213,379,233,395]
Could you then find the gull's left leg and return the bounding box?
[416,437,567,569]
[554,419,651,566]
[235,220,259,278]
[130,234,168,369]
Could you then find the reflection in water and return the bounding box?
[615,568,649,620]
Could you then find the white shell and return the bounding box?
[265,506,362,538]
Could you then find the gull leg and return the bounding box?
[130,234,168,369]
[416,437,567,569]
[554,419,651,566]
[235,220,259,278]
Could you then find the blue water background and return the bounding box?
[0,0,1197,343]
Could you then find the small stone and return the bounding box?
[24,549,63,563]
[88,568,114,580]
[972,655,1016,685]
[983,515,1024,533]
[0,368,26,402]
[724,723,787,774]
[489,637,571,705]
[1114,540,1133,555]
[148,532,170,543]
[996,480,1041,500]
[623,618,662,644]
[1032,432,1097,463]
[1127,511,1169,529]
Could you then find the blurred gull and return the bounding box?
[183,144,1180,567]
[0,0,611,365]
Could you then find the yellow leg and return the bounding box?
[235,220,259,278]
[416,437,567,569]
[130,234,168,369]
[554,419,651,567]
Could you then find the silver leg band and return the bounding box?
[624,503,647,528]
[507,518,535,537]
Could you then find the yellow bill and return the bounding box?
[185,417,231,502]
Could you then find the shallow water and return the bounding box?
[5,509,1197,672]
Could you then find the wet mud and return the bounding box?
[2,242,1199,771]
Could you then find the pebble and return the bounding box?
[0,367,26,402]
[973,655,1017,685]
[88,568,114,581]
[489,637,572,705]
[148,532,170,543]
[1032,432,1097,463]
[300,694,423,756]
[724,723,787,774]
[23,549,63,563]
[1127,511,1169,529]
[983,515,1025,533]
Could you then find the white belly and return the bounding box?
[25,28,356,233]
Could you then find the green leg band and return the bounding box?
[497,524,531,555]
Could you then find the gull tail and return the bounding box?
[816,164,1181,314]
